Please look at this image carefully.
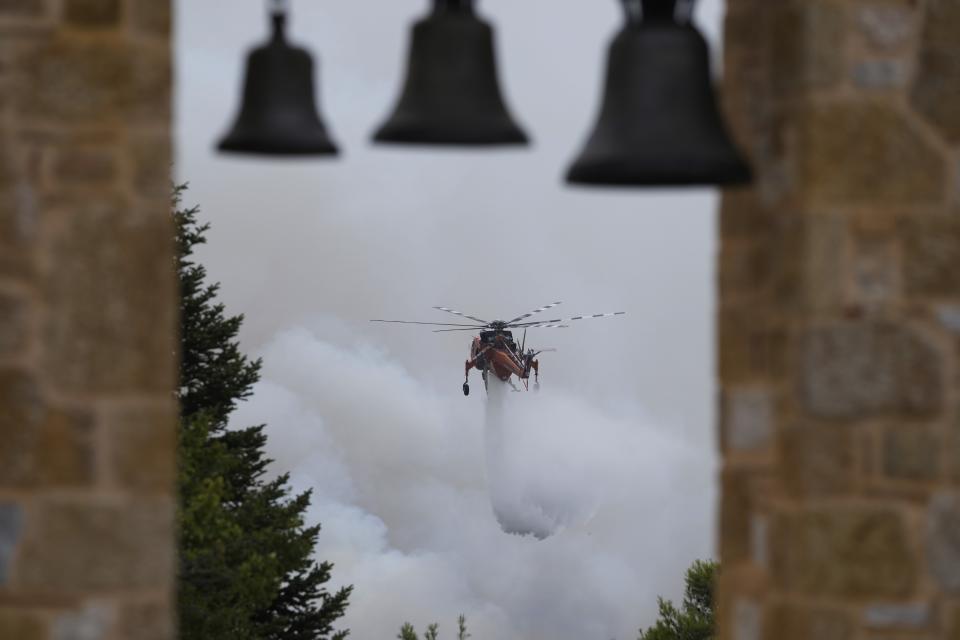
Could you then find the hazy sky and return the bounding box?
[176,1,724,638]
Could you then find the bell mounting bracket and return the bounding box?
[623,0,696,24]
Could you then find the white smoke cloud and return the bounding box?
[231,320,714,640]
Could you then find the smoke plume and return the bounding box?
[231,320,714,640]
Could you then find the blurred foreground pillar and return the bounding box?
[0,1,176,638]
[718,1,960,638]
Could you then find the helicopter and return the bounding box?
[371,302,625,395]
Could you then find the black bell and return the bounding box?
[566,0,750,186]
[373,0,529,146]
[218,10,338,156]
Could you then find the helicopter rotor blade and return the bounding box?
[505,301,563,326]
[432,327,488,333]
[512,311,626,328]
[433,306,489,325]
[370,320,487,328]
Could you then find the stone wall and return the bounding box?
[719,0,960,638]
[0,1,175,639]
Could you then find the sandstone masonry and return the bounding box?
[719,1,960,639]
[0,0,175,638]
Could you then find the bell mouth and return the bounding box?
[566,155,752,187]
[373,123,529,147]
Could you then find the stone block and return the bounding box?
[719,310,788,383]
[17,40,133,125]
[129,0,170,36]
[116,600,173,640]
[852,59,909,89]
[803,213,848,313]
[104,403,175,493]
[954,154,960,203]
[0,609,46,640]
[1,371,63,483]
[851,233,899,310]
[720,243,773,300]
[781,425,856,497]
[128,46,172,125]
[41,202,176,395]
[0,502,22,585]
[33,408,97,487]
[901,217,960,297]
[0,0,45,18]
[64,0,121,27]
[940,306,960,333]
[765,602,852,640]
[129,134,171,198]
[750,514,768,569]
[911,0,960,142]
[0,366,42,423]
[52,604,113,640]
[724,388,774,452]
[953,154,960,204]
[53,147,117,185]
[856,4,917,50]
[928,492,960,592]
[952,424,960,486]
[771,507,917,598]
[948,605,960,640]
[733,598,761,640]
[863,602,932,629]
[0,370,96,488]
[0,291,27,359]
[0,137,36,279]
[17,498,174,592]
[799,103,945,206]
[771,2,846,95]
[882,427,940,482]
[720,469,752,563]
[720,191,773,239]
[800,323,942,420]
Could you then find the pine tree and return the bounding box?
[176,184,261,428]
[637,560,717,640]
[175,184,352,640]
[457,614,470,640]
[398,623,420,640]
[396,616,468,640]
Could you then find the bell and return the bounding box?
[373,0,529,146]
[218,9,338,156]
[566,0,751,186]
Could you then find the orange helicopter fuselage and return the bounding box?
[473,338,523,381]
[466,332,537,385]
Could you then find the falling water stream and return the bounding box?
[483,376,600,539]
